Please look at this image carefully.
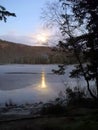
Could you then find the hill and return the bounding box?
[0,39,76,64]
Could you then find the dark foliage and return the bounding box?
[0,5,16,22]
[41,98,66,116]
[66,87,98,108]
[52,64,65,75]
[56,0,98,100]
[66,87,85,107]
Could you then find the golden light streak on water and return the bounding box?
[41,71,46,88]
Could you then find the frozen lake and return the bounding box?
[0,64,85,105]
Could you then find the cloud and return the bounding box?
[0,32,36,46]
[0,28,52,46]
[0,27,62,46]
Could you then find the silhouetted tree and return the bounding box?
[0,5,16,22]
[42,0,98,100]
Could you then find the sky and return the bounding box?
[0,0,57,46]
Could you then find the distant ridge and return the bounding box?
[0,39,75,64]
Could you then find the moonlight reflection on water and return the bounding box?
[35,71,51,94]
[41,71,46,89]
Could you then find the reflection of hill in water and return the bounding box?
[6,72,53,75]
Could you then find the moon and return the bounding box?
[32,29,51,46]
[36,33,48,43]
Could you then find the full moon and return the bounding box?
[36,33,48,43]
[32,29,51,46]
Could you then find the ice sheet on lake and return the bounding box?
[0,64,89,105]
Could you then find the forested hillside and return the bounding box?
[0,39,75,64]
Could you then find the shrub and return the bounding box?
[41,98,66,116]
[66,87,85,107]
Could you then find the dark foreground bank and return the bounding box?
[0,107,98,130]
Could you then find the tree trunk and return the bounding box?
[86,78,97,100]
[95,75,98,99]
[71,39,97,100]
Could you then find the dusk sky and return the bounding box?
[0,0,57,46]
